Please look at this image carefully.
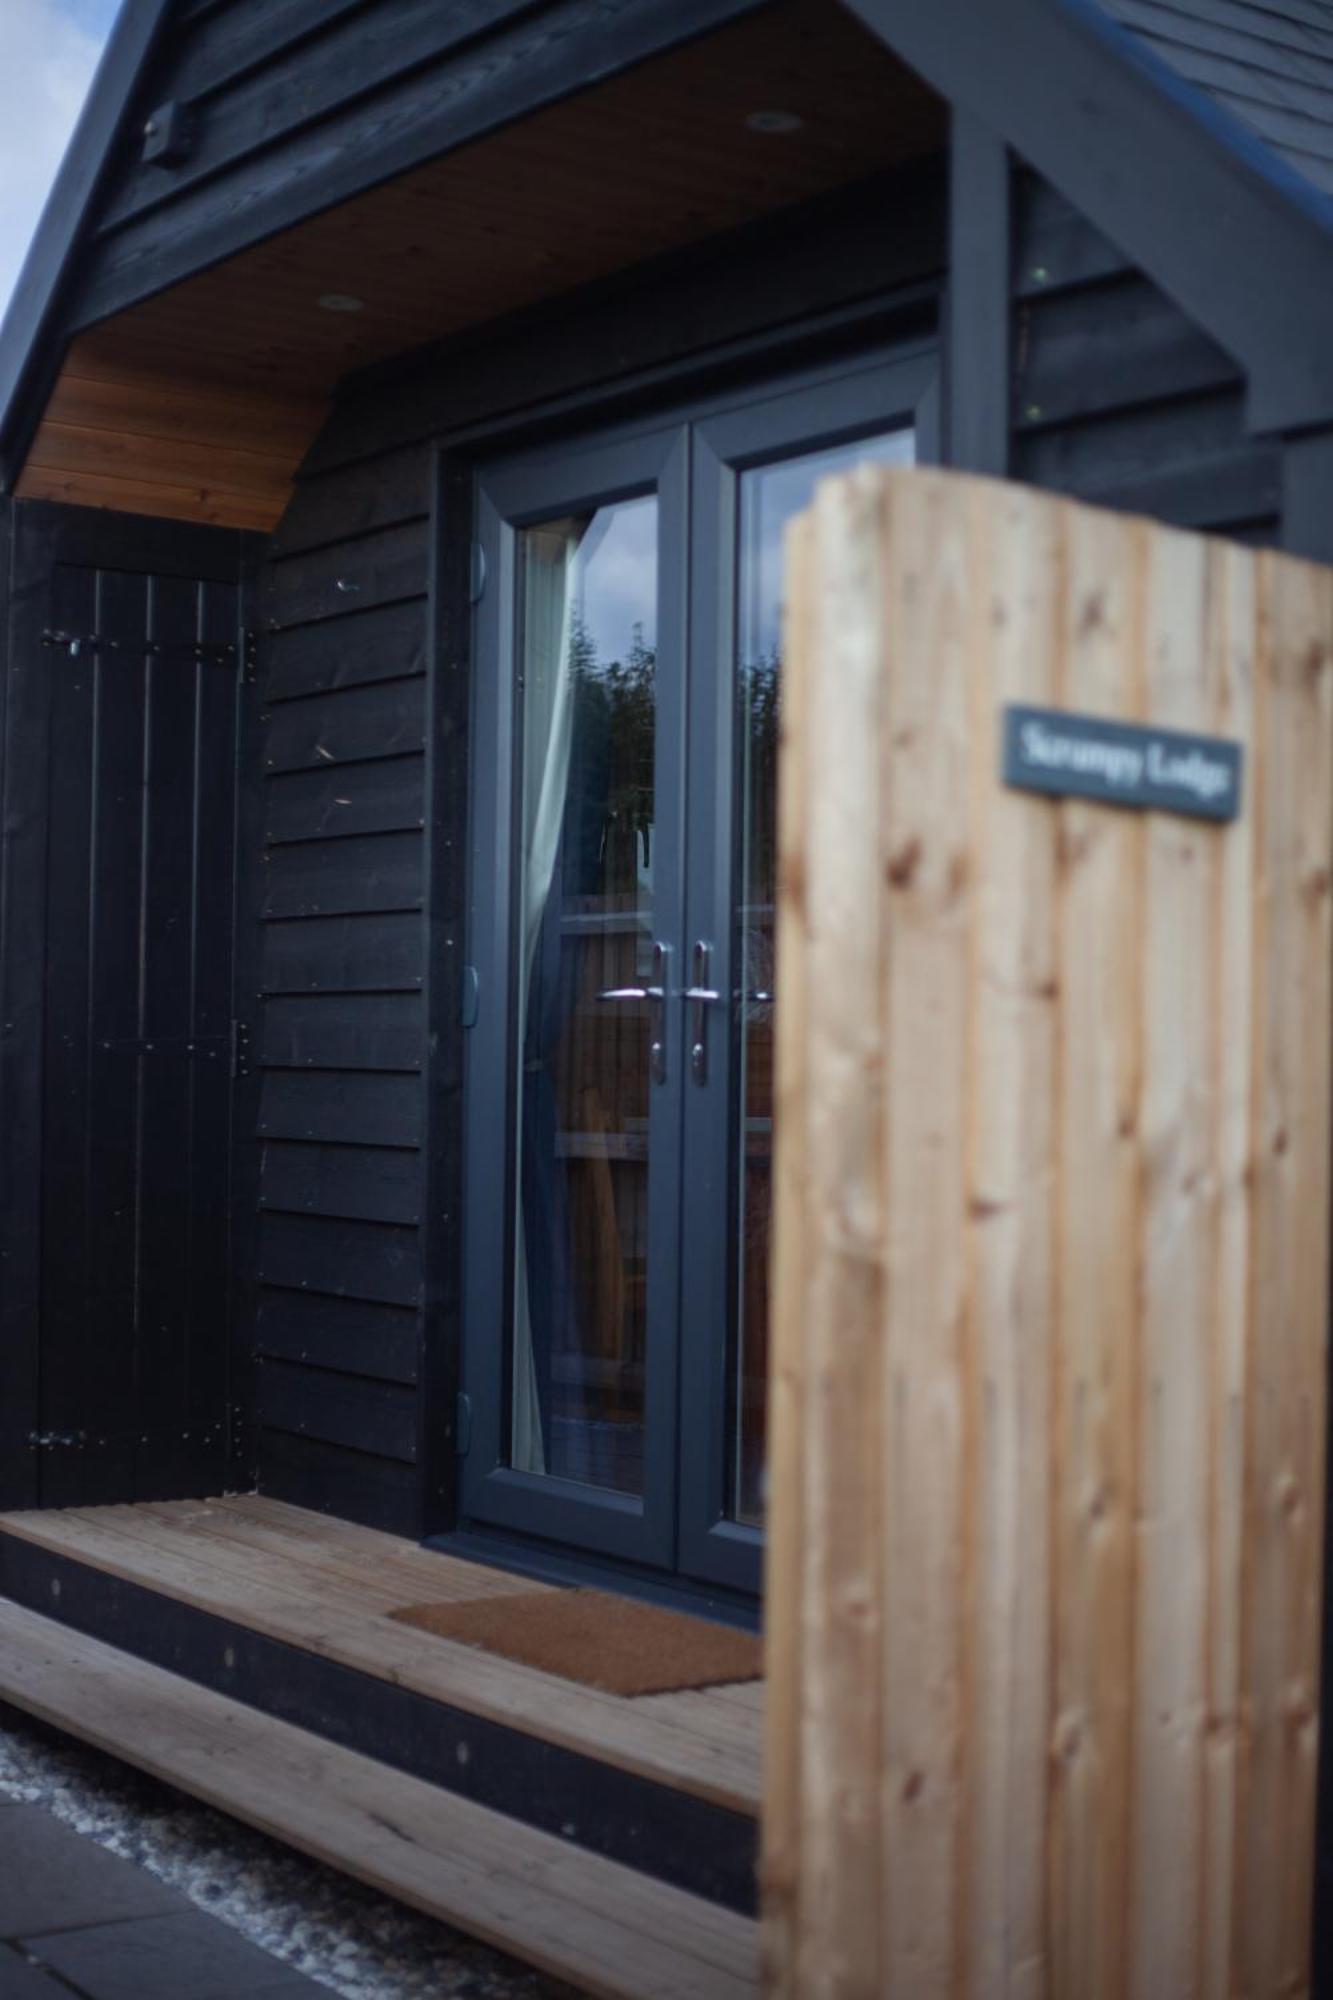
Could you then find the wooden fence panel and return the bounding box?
[762,466,1333,2000]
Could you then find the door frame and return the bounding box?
[678,346,938,1593]
[460,423,691,1566]
[452,339,938,1591]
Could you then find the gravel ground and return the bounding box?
[0,1702,584,2000]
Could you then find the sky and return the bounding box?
[0,0,121,324]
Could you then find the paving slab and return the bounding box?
[0,1808,180,1939]
[22,1910,325,2000]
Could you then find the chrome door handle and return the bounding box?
[685,941,723,1083]
[596,940,668,1084]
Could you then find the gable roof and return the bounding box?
[1101,0,1333,202]
[8,0,1333,492]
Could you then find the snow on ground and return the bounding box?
[0,1702,582,2000]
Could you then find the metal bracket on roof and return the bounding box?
[141,100,196,168]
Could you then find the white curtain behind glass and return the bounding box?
[510,520,589,1475]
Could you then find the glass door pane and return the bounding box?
[463,423,687,1570]
[731,430,913,1526]
[510,497,658,1496]
[679,349,933,1594]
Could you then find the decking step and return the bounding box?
[0,1599,758,2000]
[0,1507,758,1912]
[0,1500,761,1817]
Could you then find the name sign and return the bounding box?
[1002,705,1242,822]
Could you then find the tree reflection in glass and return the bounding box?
[732,430,913,1526]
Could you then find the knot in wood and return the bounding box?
[1052,1709,1084,1763]
[885,837,922,890]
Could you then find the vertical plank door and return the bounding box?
[762,466,1333,2000]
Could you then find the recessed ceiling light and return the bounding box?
[746,108,805,135]
[317,292,365,313]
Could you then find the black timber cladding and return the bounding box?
[1011,171,1281,542]
[253,443,432,1537]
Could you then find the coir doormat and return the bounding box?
[388,1587,762,1695]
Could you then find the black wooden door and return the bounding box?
[0,503,253,1508]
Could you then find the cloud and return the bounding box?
[0,0,116,325]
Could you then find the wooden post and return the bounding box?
[762,466,1333,2000]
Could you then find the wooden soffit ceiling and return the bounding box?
[17,0,942,533]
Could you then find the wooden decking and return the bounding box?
[0,1496,762,1998]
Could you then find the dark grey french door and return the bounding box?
[461,345,936,1592]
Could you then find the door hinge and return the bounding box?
[242,628,260,684]
[455,1391,473,1458]
[230,1019,253,1079]
[469,542,487,605]
[27,1429,86,1451]
[41,630,241,669]
[461,964,480,1029]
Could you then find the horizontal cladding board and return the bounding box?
[266,757,426,846]
[24,420,297,500]
[74,0,768,325]
[262,524,428,629]
[100,0,544,234]
[15,466,281,534]
[255,1289,420,1384]
[263,676,426,772]
[261,829,423,920]
[164,0,392,105]
[1262,138,1333,195]
[1016,273,1239,430]
[1012,176,1131,298]
[258,1212,422,1308]
[258,992,424,1072]
[258,1069,422,1148]
[1106,0,1333,67]
[42,355,326,455]
[260,913,424,994]
[1135,30,1333,127]
[265,599,427,702]
[268,447,432,560]
[257,1357,420,1462]
[257,1427,421,1536]
[259,1139,421,1225]
[11,502,253,580]
[1020,442,1283,532]
[1204,85,1333,165]
[1016,384,1252,494]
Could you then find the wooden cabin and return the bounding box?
[1,1,1333,1992]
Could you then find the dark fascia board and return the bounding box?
[840,0,1333,436]
[0,0,173,491]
